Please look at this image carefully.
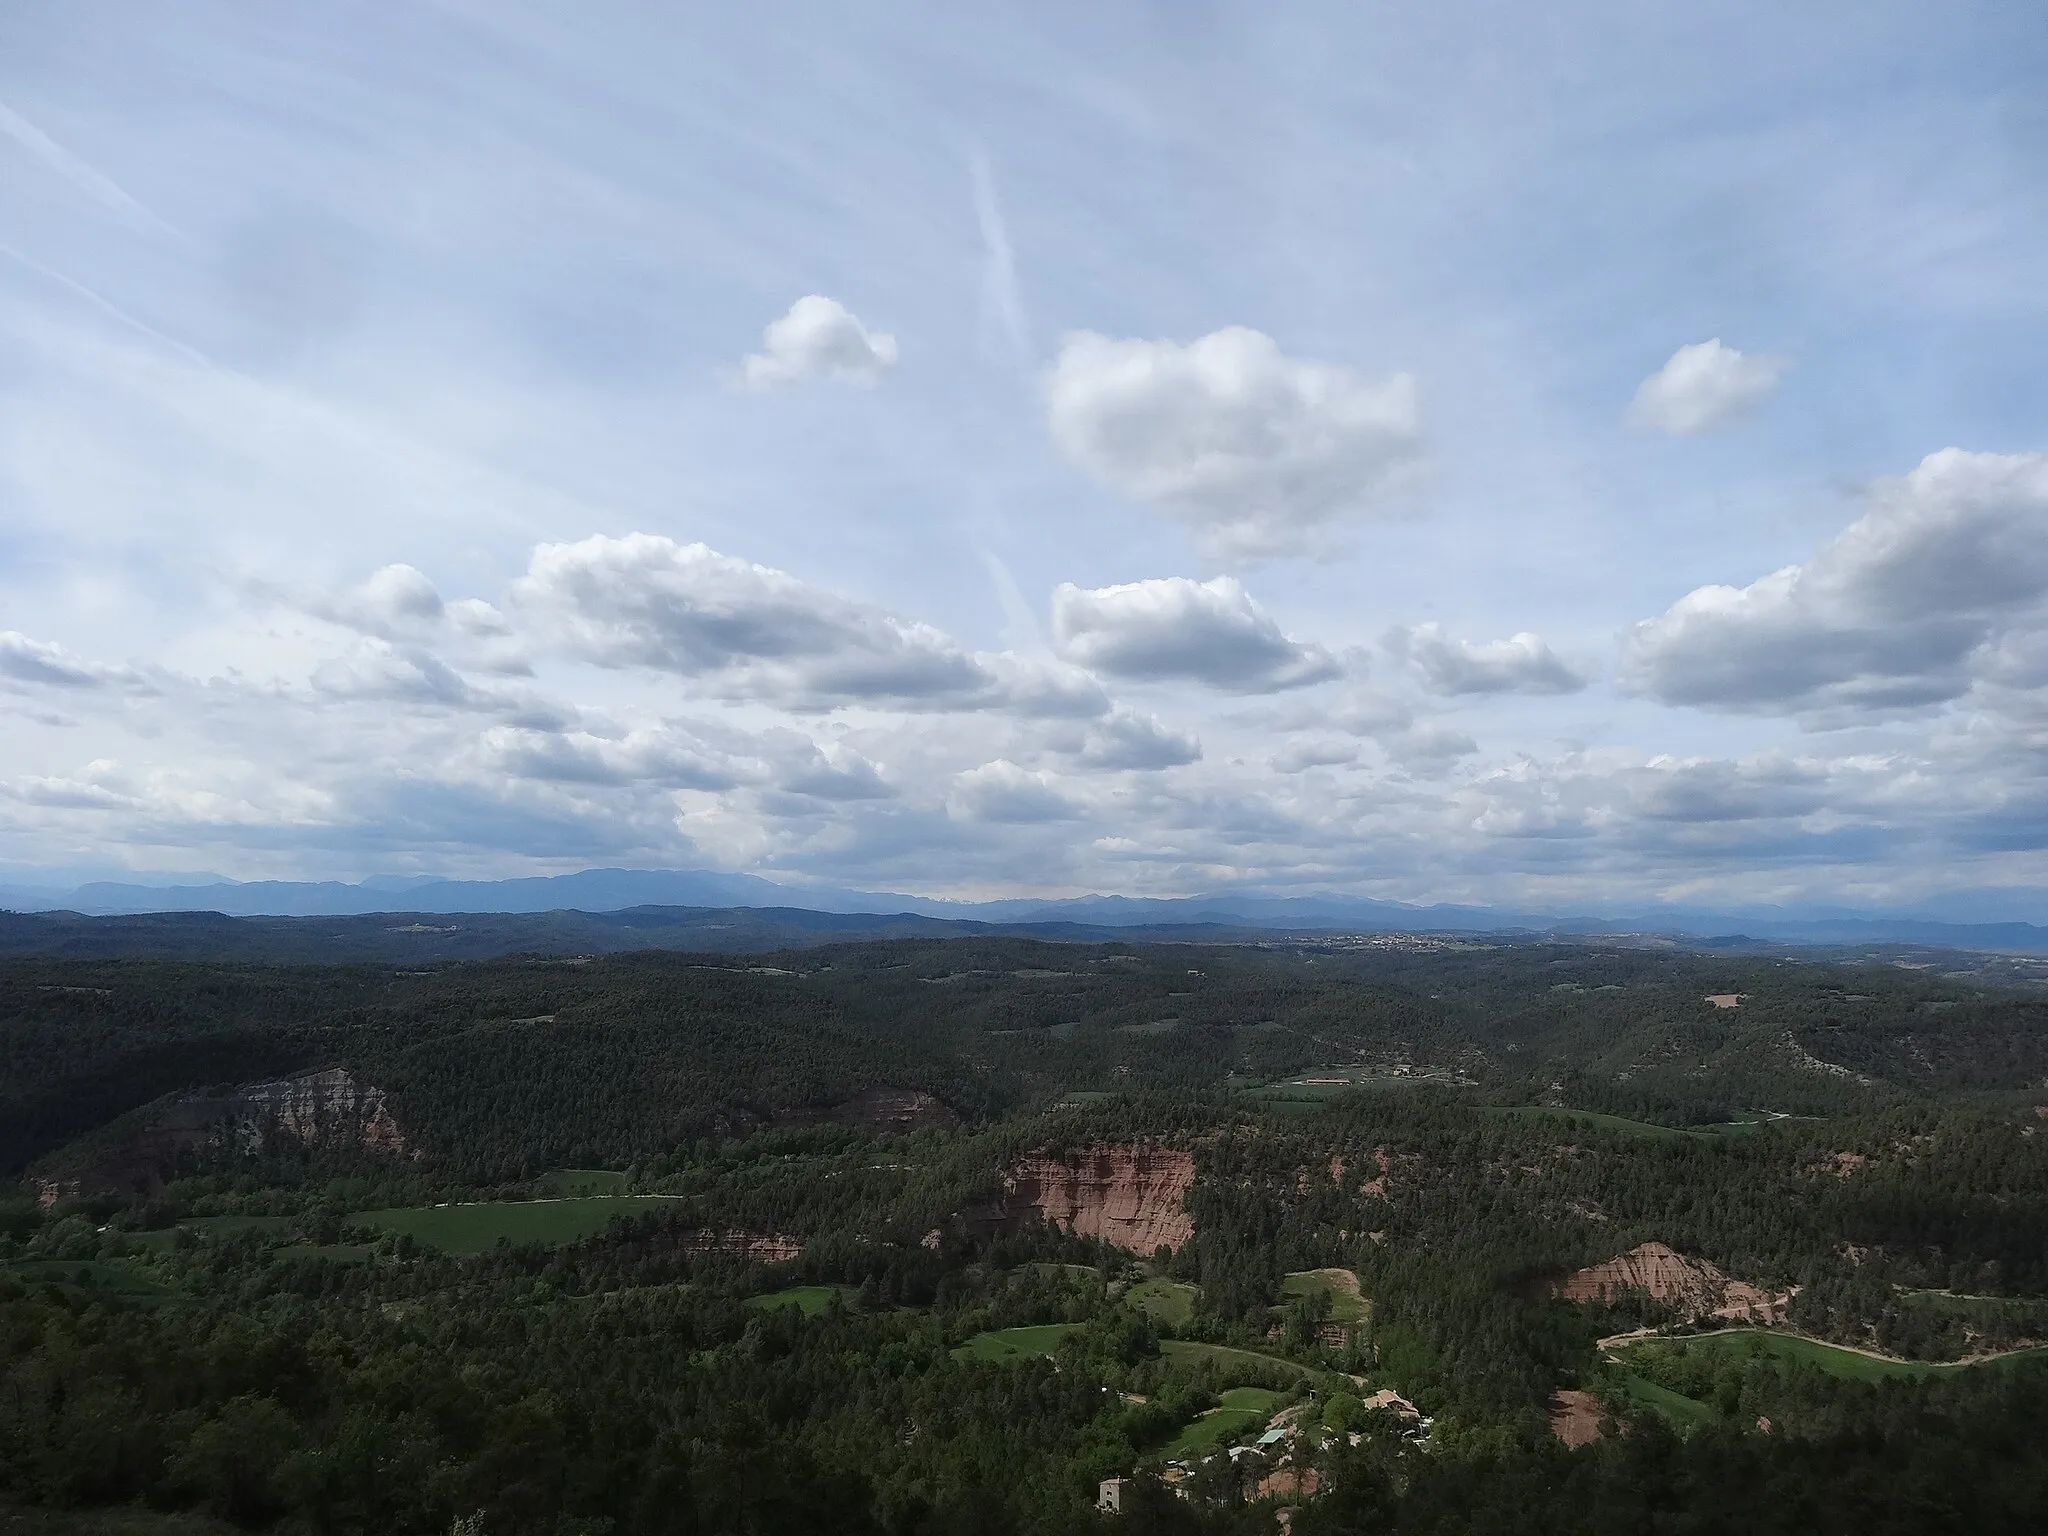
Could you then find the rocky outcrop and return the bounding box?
[777,1087,957,1133]
[679,1229,803,1263]
[1555,1241,1785,1322]
[1002,1144,1196,1253]
[31,1068,408,1205]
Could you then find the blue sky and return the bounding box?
[3,2,2047,914]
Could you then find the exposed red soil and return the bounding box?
[1555,1241,1786,1323]
[1548,1389,1604,1448]
[1003,1144,1195,1252]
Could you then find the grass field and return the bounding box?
[1127,1277,1199,1327]
[1616,1373,1715,1427]
[1159,1340,1317,1379]
[952,1323,1080,1362]
[353,1195,684,1255]
[536,1168,631,1196]
[747,1285,843,1316]
[1608,1329,2048,1383]
[7,1259,178,1301]
[1280,1268,1369,1324]
[129,1214,292,1250]
[1482,1106,1775,1140]
[1159,1388,1284,1460]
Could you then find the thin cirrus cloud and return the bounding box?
[1050,575,1342,693]
[735,295,898,390]
[1622,449,2048,717]
[1386,623,1590,696]
[1628,339,1787,436]
[1044,327,1422,562]
[516,533,1106,717]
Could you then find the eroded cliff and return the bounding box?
[1002,1144,1196,1253]
[1556,1241,1784,1322]
[33,1067,408,1205]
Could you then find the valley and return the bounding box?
[3,931,2046,1532]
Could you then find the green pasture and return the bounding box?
[536,1168,631,1196]
[353,1195,684,1255]
[1159,1340,1317,1379]
[1160,1389,1282,1460]
[1280,1268,1370,1324]
[1127,1277,1199,1327]
[1608,1329,2048,1384]
[952,1323,1080,1362]
[7,1259,177,1302]
[747,1285,843,1316]
[1615,1373,1715,1427]
[128,1215,291,1250]
[1480,1106,1769,1141]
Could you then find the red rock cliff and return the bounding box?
[1003,1144,1195,1253]
[1556,1241,1784,1321]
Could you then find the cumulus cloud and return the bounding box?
[1270,739,1357,773]
[518,534,1103,715]
[1386,622,1589,695]
[1075,708,1202,771]
[737,295,897,390]
[1051,576,1341,692]
[1045,327,1422,561]
[1628,339,1786,435]
[947,760,1080,823]
[1623,449,2048,716]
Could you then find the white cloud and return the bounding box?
[1075,708,1202,771]
[737,295,898,390]
[1051,575,1341,692]
[1387,622,1589,695]
[1045,327,1422,561]
[1623,449,2048,716]
[517,533,1104,715]
[1628,339,1787,435]
[0,631,151,691]
[326,563,444,635]
[947,759,1080,823]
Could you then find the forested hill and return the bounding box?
[0,904,1269,963]
[6,934,2048,1532]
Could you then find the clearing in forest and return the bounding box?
[354,1195,685,1254]
[1159,1387,1284,1460]
[1280,1268,1370,1324]
[951,1323,1080,1362]
[1607,1329,2048,1383]
[1126,1277,1199,1326]
[746,1285,845,1316]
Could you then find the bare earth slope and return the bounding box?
[1003,1145,1195,1252]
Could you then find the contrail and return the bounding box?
[0,240,213,368]
[970,146,1031,368]
[0,96,176,235]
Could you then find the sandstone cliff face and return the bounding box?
[1555,1241,1784,1322]
[33,1067,409,1206]
[1003,1144,1195,1253]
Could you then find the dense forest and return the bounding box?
[4,934,2047,1532]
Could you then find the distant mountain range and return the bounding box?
[4,866,2048,953]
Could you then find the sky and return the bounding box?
[2,1,2047,915]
